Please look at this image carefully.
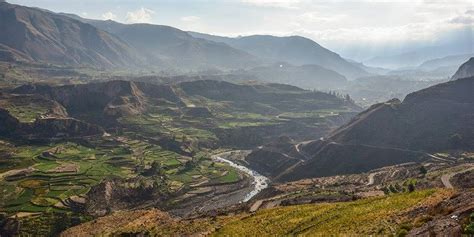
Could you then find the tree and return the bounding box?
[419,166,427,175]
[150,161,162,175]
[142,161,162,176]
[184,160,195,171]
[344,94,354,104]
[407,183,415,192]
[389,184,398,193]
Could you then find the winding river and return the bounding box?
[212,154,269,202]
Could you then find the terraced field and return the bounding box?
[0,79,359,235]
[0,94,54,123]
[0,139,242,215]
[0,141,132,213]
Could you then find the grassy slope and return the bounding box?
[62,189,452,236]
[214,189,451,236]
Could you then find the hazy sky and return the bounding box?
[9,0,473,60]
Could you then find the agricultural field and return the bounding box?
[0,94,55,123]
[0,76,360,235]
[0,141,132,213]
[0,138,242,214]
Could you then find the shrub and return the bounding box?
[465,213,474,234]
[396,229,408,237]
[407,183,415,192]
[419,166,427,175]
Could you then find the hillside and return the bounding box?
[418,54,474,71]
[0,2,141,68]
[61,188,474,236]
[451,57,474,80]
[68,17,261,71]
[247,76,474,181]
[190,32,369,79]
[0,78,364,235]
[243,63,348,90]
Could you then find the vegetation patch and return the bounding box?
[214,189,440,236]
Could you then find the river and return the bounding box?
[212,154,269,202]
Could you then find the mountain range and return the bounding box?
[365,41,474,69]
[0,2,369,79]
[189,32,370,79]
[246,60,474,181]
[64,15,262,71]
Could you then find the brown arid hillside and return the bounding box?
[0,2,142,68]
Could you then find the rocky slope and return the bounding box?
[0,92,103,139]
[13,80,182,119]
[0,2,141,68]
[451,57,474,80]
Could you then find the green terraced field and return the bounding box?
[0,141,132,213]
[0,136,243,216]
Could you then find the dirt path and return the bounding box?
[294,140,314,160]
[428,153,455,163]
[441,165,474,189]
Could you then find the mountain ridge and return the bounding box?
[0,2,142,68]
[189,32,370,79]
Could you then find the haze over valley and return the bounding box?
[0,0,473,236]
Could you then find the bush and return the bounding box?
[465,213,474,234]
[407,183,415,192]
[396,228,408,237]
[419,166,427,175]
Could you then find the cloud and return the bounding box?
[297,12,346,24]
[448,10,474,25]
[126,7,155,23]
[181,16,201,22]
[101,11,116,20]
[241,0,302,9]
[292,19,465,45]
[450,16,474,25]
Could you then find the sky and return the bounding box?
[8,0,474,61]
